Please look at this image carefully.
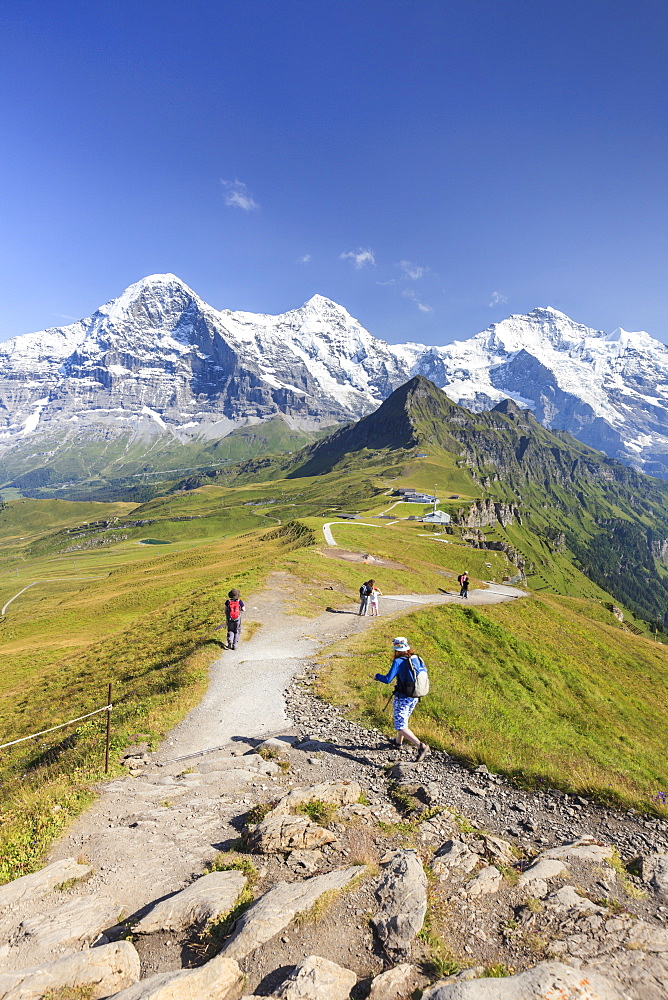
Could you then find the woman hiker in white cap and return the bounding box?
[374,637,430,760]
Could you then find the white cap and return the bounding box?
[393,636,410,652]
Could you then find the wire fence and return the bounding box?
[0,684,113,772]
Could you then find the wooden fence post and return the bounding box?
[104,683,112,774]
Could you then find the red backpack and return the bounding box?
[227,599,241,620]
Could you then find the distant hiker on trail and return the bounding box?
[369,580,382,616]
[374,636,430,761]
[458,571,469,599]
[359,580,372,616]
[225,588,245,649]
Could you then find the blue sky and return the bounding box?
[1,0,667,346]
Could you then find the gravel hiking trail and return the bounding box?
[32,573,525,951]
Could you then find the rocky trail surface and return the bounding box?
[1,575,667,999]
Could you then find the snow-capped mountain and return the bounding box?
[418,307,668,477]
[1,274,667,483]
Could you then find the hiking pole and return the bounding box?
[383,692,394,712]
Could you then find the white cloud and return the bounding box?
[298,254,312,264]
[398,259,426,280]
[376,278,396,286]
[339,247,376,269]
[221,179,259,211]
[489,290,508,307]
[54,313,78,321]
[402,288,433,313]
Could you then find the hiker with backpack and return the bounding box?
[458,571,469,599]
[225,588,245,649]
[374,636,430,760]
[359,580,372,616]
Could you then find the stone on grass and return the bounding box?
[0,941,140,1000]
[371,849,427,960]
[271,780,361,815]
[641,852,668,900]
[421,960,626,999]
[518,857,568,888]
[466,865,502,897]
[368,963,419,1000]
[106,954,242,1000]
[0,859,93,910]
[275,955,357,1000]
[246,814,336,854]
[221,866,364,961]
[11,894,121,953]
[134,870,246,934]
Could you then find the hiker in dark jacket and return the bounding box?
[374,636,430,760]
[358,580,371,616]
[458,571,469,599]
[225,588,245,649]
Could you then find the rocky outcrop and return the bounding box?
[642,852,668,900]
[422,960,627,999]
[133,870,246,934]
[0,859,92,910]
[0,942,140,1000]
[456,499,521,529]
[9,894,120,954]
[274,955,357,1000]
[245,813,337,854]
[106,954,242,1000]
[270,780,361,815]
[371,850,427,960]
[368,963,419,1000]
[220,867,364,962]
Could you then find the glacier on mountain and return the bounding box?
[1,274,667,482]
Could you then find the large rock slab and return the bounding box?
[642,852,668,901]
[368,963,419,1000]
[0,941,140,1000]
[371,849,427,960]
[246,814,337,854]
[134,870,246,934]
[107,954,242,1000]
[272,780,362,815]
[221,866,364,961]
[11,894,121,953]
[275,955,357,1000]
[0,859,93,910]
[421,960,627,999]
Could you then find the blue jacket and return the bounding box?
[375,655,419,695]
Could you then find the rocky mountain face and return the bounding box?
[1,273,668,483]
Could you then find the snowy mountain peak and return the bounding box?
[1,273,668,482]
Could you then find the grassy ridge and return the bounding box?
[317,594,668,816]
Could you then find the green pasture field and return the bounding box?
[317,592,668,817]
